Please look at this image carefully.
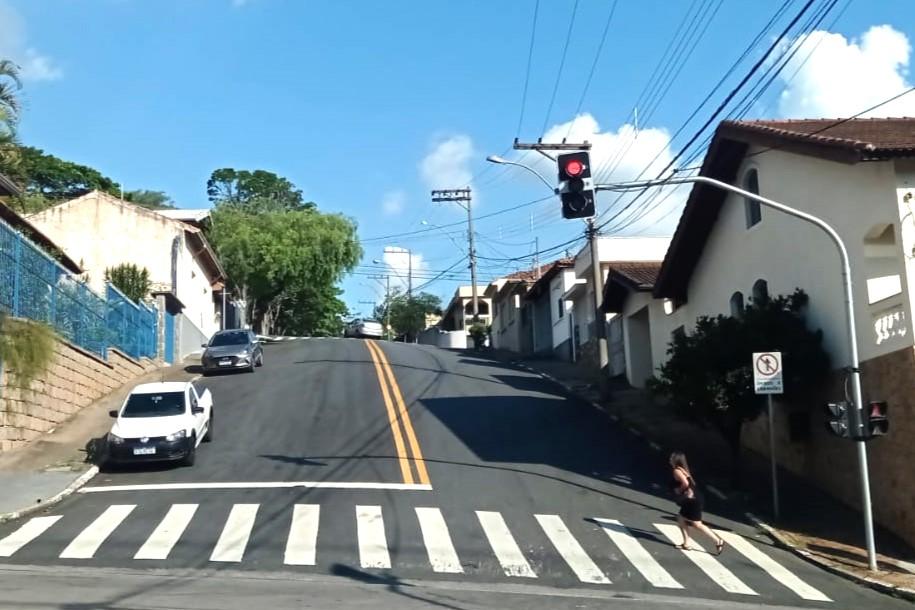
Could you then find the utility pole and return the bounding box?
[586,218,608,370]
[368,274,392,340]
[431,188,478,321]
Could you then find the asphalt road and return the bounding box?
[0,338,908,610]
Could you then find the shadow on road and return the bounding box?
[259,454,327,466]
[330,563,468,610]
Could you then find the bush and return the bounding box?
[0,314,57,389]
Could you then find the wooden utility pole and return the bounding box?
[431,188,478,321]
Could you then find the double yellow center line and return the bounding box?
[365,340,430,486]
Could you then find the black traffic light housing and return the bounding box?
[557,152,595,219]
[865,401,889,438]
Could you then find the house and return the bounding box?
[523,259,574,358]
[642,117,915,549]
[27,191,227,360]
[440,285,492,336]
[485,265,555,354]
[600,261,663,387]
[564,236,670,369]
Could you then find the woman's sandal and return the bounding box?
[676,543,693,551]
[715,539,726,555]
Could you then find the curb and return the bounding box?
[745,512,915,602]
[0,466,99,525]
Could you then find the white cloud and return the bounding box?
[382,246,427,293]
[419,134,474,191]
[526,113,687,234]
[381,190,406,216]
[778,25,915,118]
[0,1,62,82]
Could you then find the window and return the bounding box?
[744,168,762,228]
[752,279,769,304]
[730,291,745,317]
[557,298,564,318]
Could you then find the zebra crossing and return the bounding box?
[0,502,831,602]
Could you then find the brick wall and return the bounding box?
[0,338,159,451]
[743,345,915,548]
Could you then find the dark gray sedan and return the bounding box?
[201,329,264,374]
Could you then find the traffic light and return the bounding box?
[557,152,595,219]
[825,402,851,438]
[865,401,889,438]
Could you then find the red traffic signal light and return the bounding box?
[564,158,585,178]
[866,401,889,438]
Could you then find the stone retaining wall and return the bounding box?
[0,338,159,451]
[743,345,915,549]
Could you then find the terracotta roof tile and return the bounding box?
[609,261,662,289]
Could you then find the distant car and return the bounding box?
[201,329,264,374]
[106,381,213,467]
[344,318,384,339]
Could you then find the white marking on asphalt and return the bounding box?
[628,427,643,437]
[655,523,756,595]
[0,516,62,557]
[476,511,537,578]
[79,481,433,493]
[649,441,662,452]
[210,504,258,563]
[718,530,831,602]
[706,485,727,500]
[134,504,198,560]
[609,414,620,422]
[535,514,610,585]
[60,505,136,559]
[594,518,682,589]
[284,504,320,566]
[356,505,391,569]
[415,507,463,574]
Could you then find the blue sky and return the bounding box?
[3,0,915,316]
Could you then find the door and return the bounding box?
[164,312,176,364]
[188,387,206,441]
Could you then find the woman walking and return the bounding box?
[669,452,725,553]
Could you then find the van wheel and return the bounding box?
[203,415,213,442]
[182,435,197,466]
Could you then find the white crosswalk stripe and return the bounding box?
[595,518,682,589]
[0,516,62,557]
[655,523,757,596]
[60,505,136,559]
[135,504,198,560]
[415,507,463,574]
[718,530,831,602]
[210,504,258,563]
[535,514,611,584]
[476,510,536,578]
[0,502,836,602]
[284,504,320,566]
[356,505,390,569]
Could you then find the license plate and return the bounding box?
[219,359,232,366]
[133,447,156,456]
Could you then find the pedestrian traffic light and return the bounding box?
[557,152,595,219]
[825,402,851,438]
[865,401,889,438]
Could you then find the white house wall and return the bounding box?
[650,147,911,374]
[550,270,576,349]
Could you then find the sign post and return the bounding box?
[753,352,784,519]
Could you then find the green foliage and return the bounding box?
[9,146,120,202]
[374,292,442,340]
[123,189,175,210]
[208,182,361,335]
[468,321,489,348]
[0,313,57,390]
[0,59,21,142]
[104,264,151,303]
[647,289,830,453]
[207,168,315,212]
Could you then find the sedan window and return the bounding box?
[122,392,186,417]
[209,331,249,347]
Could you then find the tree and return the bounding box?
[375,292,442,341]
[0,59,21,142]
[647,289,830,474]
[206,168,314,212]
[124,189,175,210]
[0,313,57,390]
[208,197,360,335]
[9,146,121,202]
[104,263,151,303]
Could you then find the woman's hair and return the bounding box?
[670,451,690,472]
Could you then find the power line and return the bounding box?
[516,0,541,137]
[567,0,618,134]
[540,0,581,136]
[412,257,469,292]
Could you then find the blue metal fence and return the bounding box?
[0,217,157,360]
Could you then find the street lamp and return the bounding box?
[599,174,879,572]
[486,155,558,194]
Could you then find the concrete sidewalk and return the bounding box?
[0,362,197,522]
[489,350,915,601]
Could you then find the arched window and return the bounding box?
[730,291,745,317]
[752,279,769,304]
[744,168,762,228]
